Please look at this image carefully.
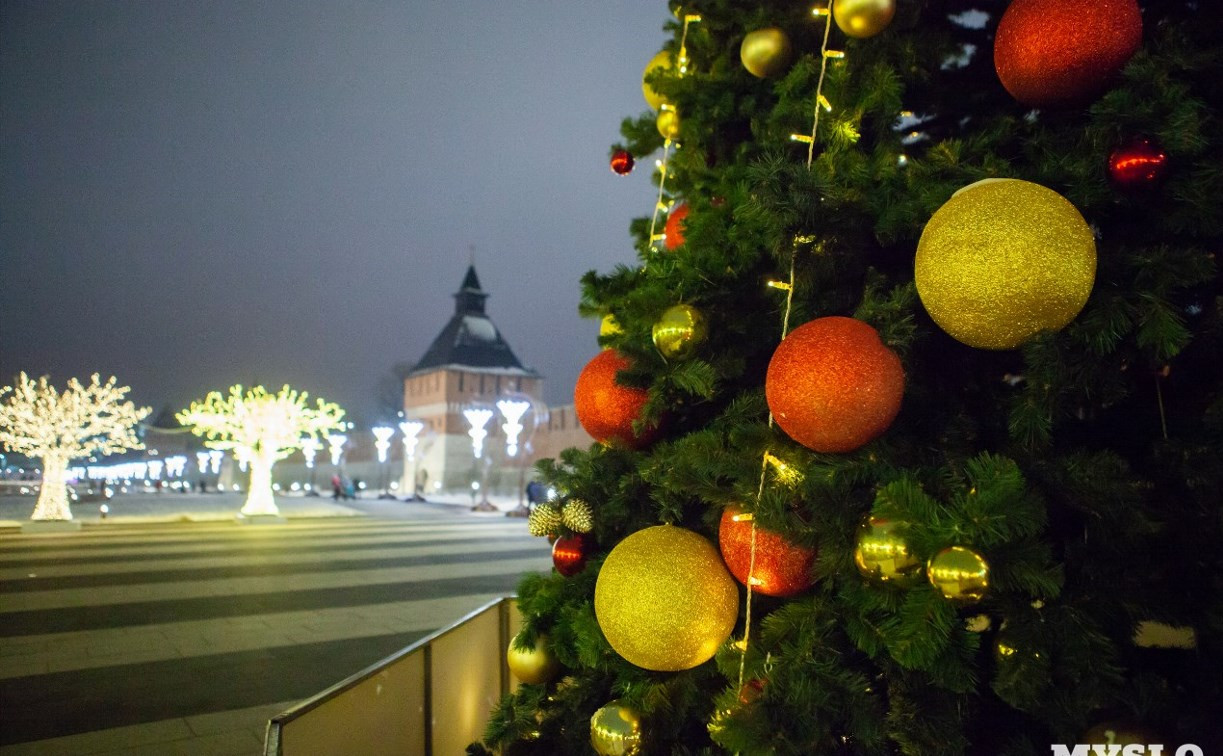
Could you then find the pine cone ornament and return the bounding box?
[528,503,563,537]
[562,499,594,533]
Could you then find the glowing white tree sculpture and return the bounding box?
[0,373,151,521]
[177,385,345,517]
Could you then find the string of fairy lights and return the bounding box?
[647,12,702,250]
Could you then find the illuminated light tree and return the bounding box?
[177,385,345,517]
[0,373,151,521]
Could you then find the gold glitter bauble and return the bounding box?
[1082,721,1160,747]
[590,700,642,756]
[927,546,990,603]
[833,0,896,38]
[562,499,594,533]
[595,525,739,671]
[740,28,793,79]
[652,304,707,360]
[656,107,681,140]
[916,179,1096,350]
[853,516,922,586]
[528,503,562,537]
[506,632,560,685]
[642,50,672,111]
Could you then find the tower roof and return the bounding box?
[409,265,539,376]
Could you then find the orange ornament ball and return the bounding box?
[664,202,689,251]
[994,0,1142,108]
[718,507,815,597]
[575,350,654,448]
[765,317,904,453]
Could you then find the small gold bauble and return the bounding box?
[853,516,922,585]
[600,314,622,343]
[652,304,707,360]
[740,27,793,78]
[590,700,643,756]
[915,178,1096,350]
[927,546,990,603]
[642,50,672,111]
[594,525,739,671]
[506,632,560,685]
[656,107,681,140]
[833,0,896,39]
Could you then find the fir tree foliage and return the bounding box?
[486,0,1222,753]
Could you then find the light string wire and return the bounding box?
[735,0,839,704]
[736,249,798,694]
[648,12,701,249]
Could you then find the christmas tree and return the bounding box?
[479,1,1222,753]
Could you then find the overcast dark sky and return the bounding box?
[0,1,671,424]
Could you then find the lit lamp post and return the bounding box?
[327,433,347,497]
[195,451,210,492]
[399,420,424,500]
[300,437,320,495]
[371,426,395,499]
[463,407,495,511]
[497,398,532,516]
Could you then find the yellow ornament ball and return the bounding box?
[915,178,1096,350]
[590,700,643,756]
[595,525,739,671]
[834,0,896,39]
[506,631,560,685]
[652,304,707,360]
[642,50,672,111]
[740,27,793,78]
[927,546,990,603]
[853,516,922,586]
[656,107,681,140]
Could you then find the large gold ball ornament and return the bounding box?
[740,28,793,78]
[642,50,672,111]
[590,700,643,756]
[915,179,1096,350]
[595,525,739,671]
[652,304,707,360]
[506,632,560,685]
[853,516,922,586]
[927,546,990,603]
[833,0,896,39]
[656,107,681,140]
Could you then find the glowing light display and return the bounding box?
[0,372,150,521]
[496,399,531,457]
[177,384,345,517]
[463,408,494,460]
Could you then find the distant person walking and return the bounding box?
[331,474,342,500]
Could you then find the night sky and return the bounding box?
[0,1,672,424]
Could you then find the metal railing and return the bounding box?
[264,596,520,756]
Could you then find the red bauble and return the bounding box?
[994,0,1142,108]
[765,317,904,453]
[553,533,592,576]
[664,202,689,250]
[574,350,654,448]
[718,507,816,598]
[610,149,634,176]
[1108,137,1169,189]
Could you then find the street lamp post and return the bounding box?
[463,407,495,512]
[372,426,395,499]
[399,420,425,500]
[496,398,532,516]
[300,437,320,496]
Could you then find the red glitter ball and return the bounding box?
[664,202,689,250]
[553,533,592,577]
[765,317,904,454]
[1108,137,1169,189]
[610,149,634,175]
[994,0,1142,108]
[574,350,654,448]
[718,507,815,598]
